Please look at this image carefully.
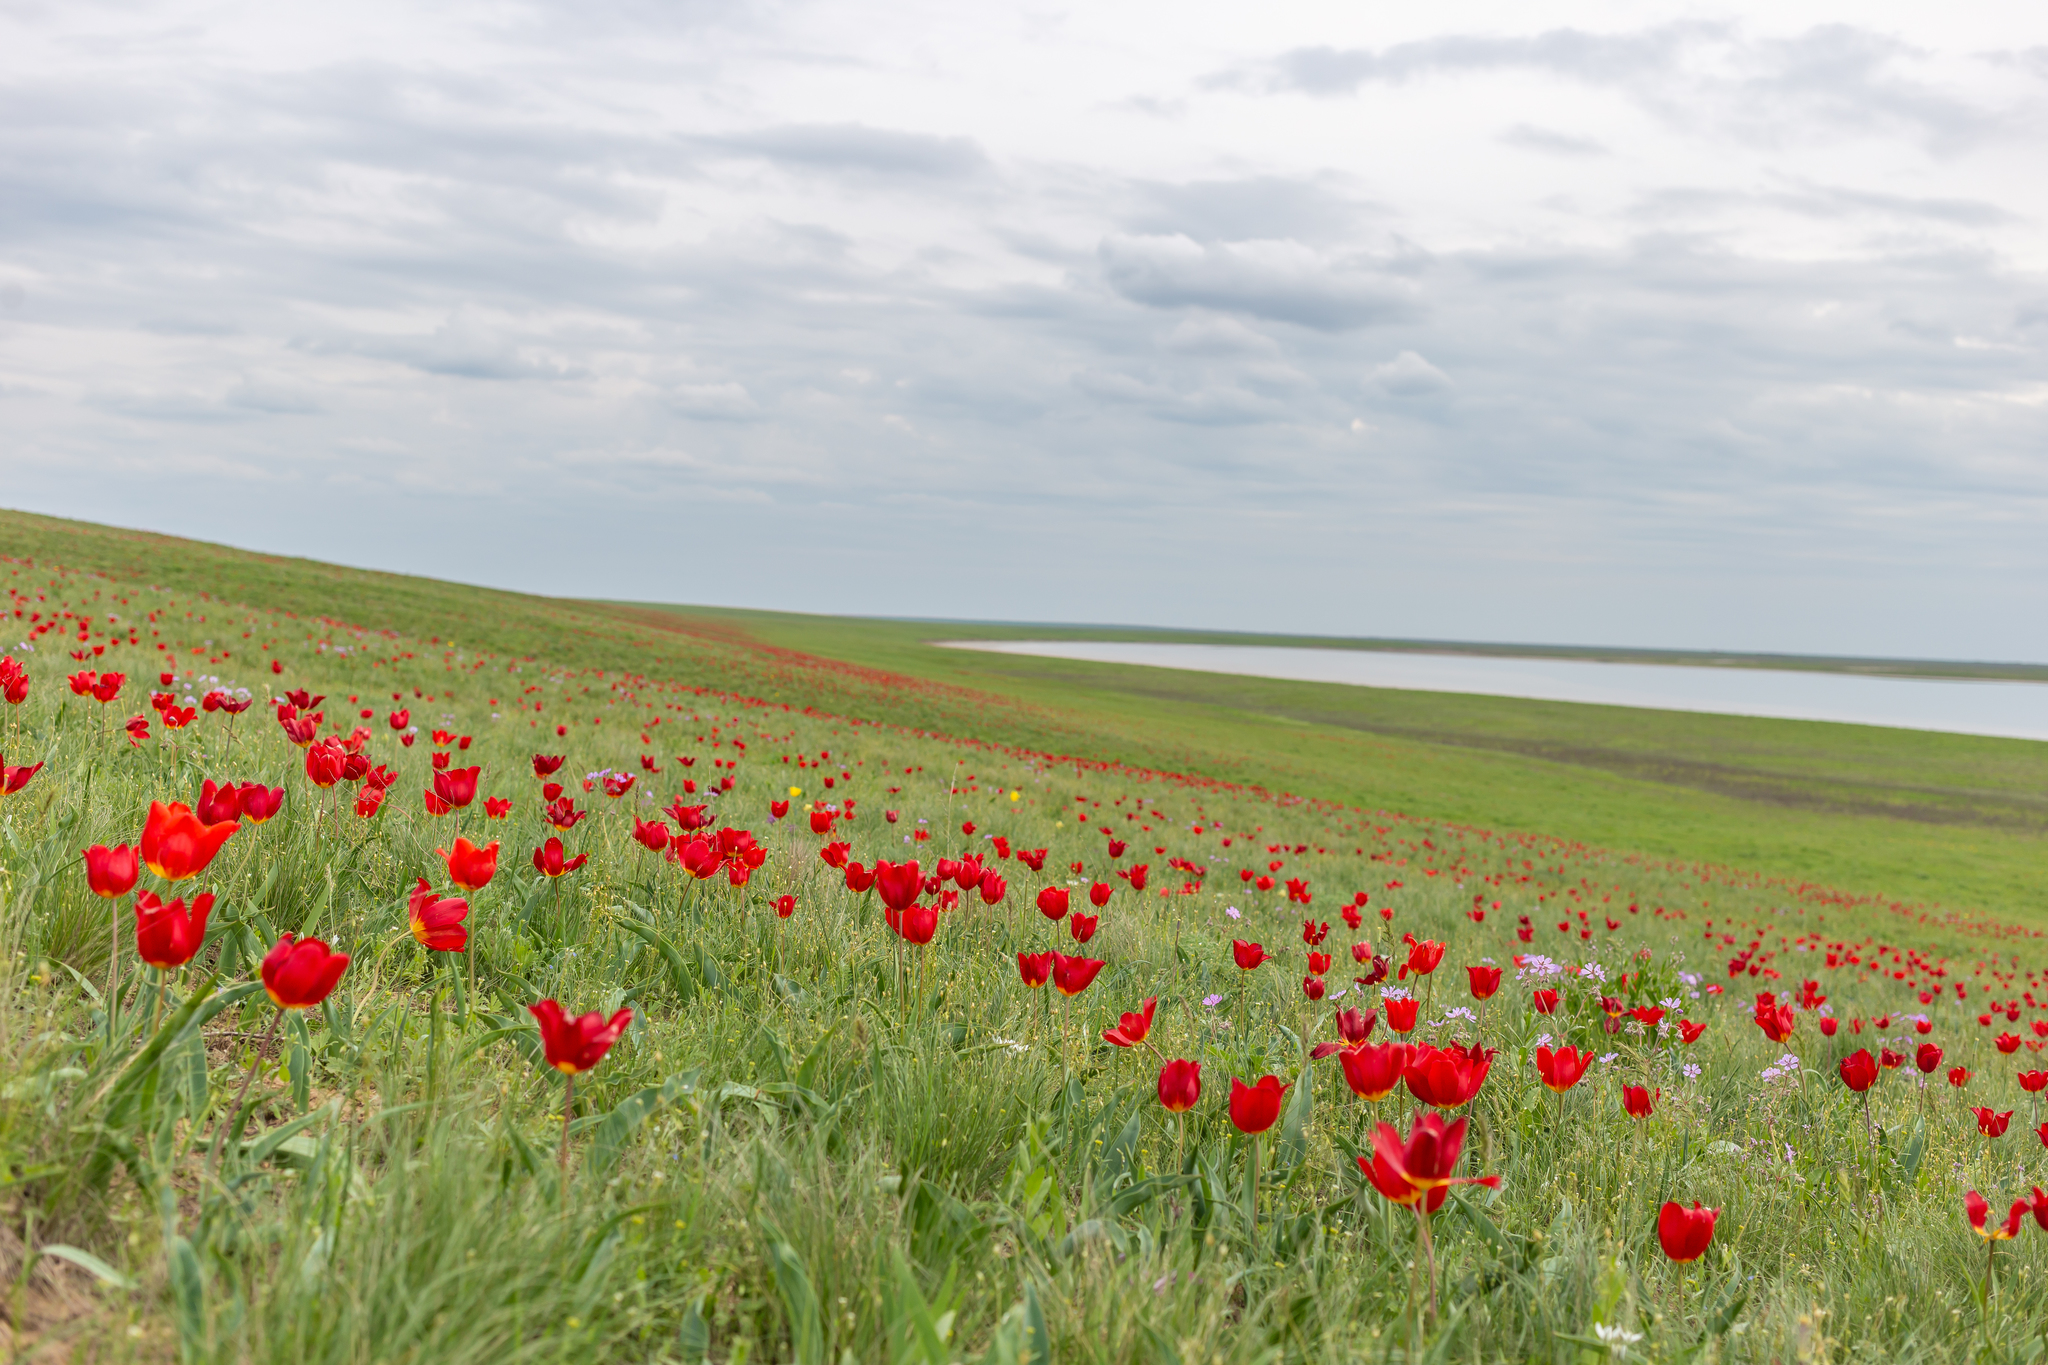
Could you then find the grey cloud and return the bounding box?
[1500,124,1608,157]
[1122,175,1379,244]
[1097,234,1416,331]
[1217,23,2004,151]
[226,378,323,414]
[665,381,761,420]
[1213,24,1718,96]
[1370,351,1452,397]
[705,123,988,178]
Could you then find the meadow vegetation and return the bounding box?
[3,515,2048,1362]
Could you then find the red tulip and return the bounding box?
[1402,939,1444,978]
[1998,1032,2023,1055]
[1302,975,1326,1001]
[1677,1019,1706,1044]
[1951,1066,1973,1088]
[845,861,877,894]
[1536,1045,1592,1094]
[1361,1112,1500,1213]
[875,860,923,913]
[239,783,286,824]
[1157,1059,1201,1112]
[1918,1044,1946,1075]
[1405,1041,1494,1108]
[1232,940,1268,970]
[355,788,387,820]
[1975,1107,2014,1138]
[2020,1070,2048,1094]
[1532,989,1559,1014]
[2,757,44,795]
[388,708,410,730]
[1879,1048,1906,1070]
[134,890,213,968]
[532,754,566,778]
[1466,965,1501,1000]
[1228,1075,1289,1134]
[140,801,238,880]
[83,844,140,899]
[1103,998,1156,1048]
[197,778,242,825]
[0,658,27,705]
[1621,1084,1658,1118]
[676,838,721,880]
[1068,912,1099,944]
[1656,1201,1719,1262]
[632,817,671,853]
[1036,886,1070,920]
[1754,1002,1795,1043]
[1839,1049,1878,1093]
[532,837,588,878]
[808,810,835,835]
[1819,1017,1839,1037]
[979,870,1007,906]
[1051,953,1104,997]
[1384,997,1420,1034]
[818,841,851,869]
[261,934,350,1009]
[530,999,632,1074]
[774,894,797,919]
[1338,1042,1412,1101]
[1088,881,1111,909]
[1017,951,1054,989]
[1336,1007,1376,1044]
[440,837,500,891]
[407,878,469,952]
[1966,1190,2027,1242]
[884,903,938,945]
[432,766,480,810]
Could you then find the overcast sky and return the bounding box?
[3,1,2044,661]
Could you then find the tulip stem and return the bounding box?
[107,897,121,1044]
[560,1073,575,1218]
[209,1006,283,1176]
[1417,1207,1439,1323]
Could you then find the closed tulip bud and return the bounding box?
[261,934,350,1009]
[83,844,140,899]
[1839,1049,1879,1093]
[1228,1075,1289,1134]
[1157,1059,1201,1113]
[1035,886,1069,920]
[135,890,213,968]
[1384,997,1420,1034]
[1657,1201,1719,1262]
[439,837,500,892]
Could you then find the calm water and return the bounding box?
[938,641,2048,742]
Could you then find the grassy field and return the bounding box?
[642,604,2048,932]
[7,508,2048,1363]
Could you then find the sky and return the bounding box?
[2,1,2045,661]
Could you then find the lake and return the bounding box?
[936,640,2048,743]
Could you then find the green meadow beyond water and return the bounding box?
[3,505,2048,1363]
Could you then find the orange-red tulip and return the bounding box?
[140,801,238,880]
[530,999,632,1074]
[261,934,350,1009]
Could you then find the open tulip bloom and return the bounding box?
[531,1000,634,1199]
[1361,1112,1500,1319]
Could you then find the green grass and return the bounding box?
[7,508,2048,1363]
[636,604,2048,931]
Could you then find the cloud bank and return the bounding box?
[1,0,2044,660]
